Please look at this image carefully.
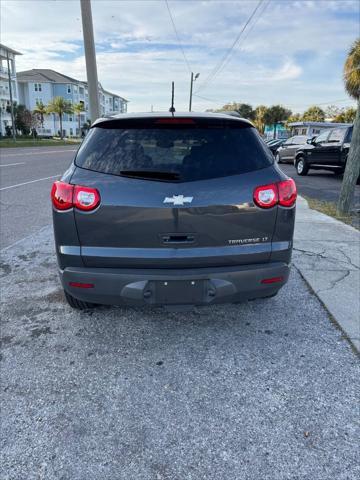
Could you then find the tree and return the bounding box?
[33,101,47,128]
[6,103,33,135]
[263,105,292,138]
[73,102,85,136]
[325,105,342,119]
[46,96,73,139]
[254,105,267,133]
[302,105,325,122]
[337,39,360,216]
[285,113,302,128]
[217,102,255,120]
[333,106,357,123]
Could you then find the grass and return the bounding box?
[304,195,359,229]
[0,137,82,148]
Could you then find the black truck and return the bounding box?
[294,125,353,176]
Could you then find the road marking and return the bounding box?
[0,162,25,167]
[2,149,77,157]
[0,174,61,191]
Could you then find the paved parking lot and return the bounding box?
[1,226,359,480]
[279,163,360,208]
[1,146,359,478]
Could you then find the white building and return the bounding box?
[288,121,351,137]
[17,69,128,137]
[0,44,22,136]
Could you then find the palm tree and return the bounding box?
[254,105,267,133]
[46,96,73,139]
[33,101,47,128]
[337,39,360,215]
[73,102,85,137]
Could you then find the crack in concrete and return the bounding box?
[293,247,359,270]
[315,270,351,294]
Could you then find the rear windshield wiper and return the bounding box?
[119,170,181,181]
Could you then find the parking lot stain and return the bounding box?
[30,326,55,338]
[0,262,11,276]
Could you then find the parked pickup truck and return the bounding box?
[294,125,353,176]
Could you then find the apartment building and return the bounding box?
[0,44,22,136]
[17,69,128,136]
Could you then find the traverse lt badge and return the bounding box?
[163,195,193,206]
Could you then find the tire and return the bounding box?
[296,157,309,176]
[275,152,282,164]
[64,290,95,310]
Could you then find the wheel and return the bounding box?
[64,290,95,310]
[275,152,282,164]
[296,157,309,176]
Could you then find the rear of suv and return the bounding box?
[51,112,297,309]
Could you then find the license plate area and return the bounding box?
[150,279,207,304]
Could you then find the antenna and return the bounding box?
[169,81,175,114]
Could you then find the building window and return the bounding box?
[34,83,42,92]
[70,128,73,136]
[67,84,71,94]
[69,116,73,122]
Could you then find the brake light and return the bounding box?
[51,181,74,210]
[253,179,296,209]
[278,178,297,207]
[253,183,278,208]
[51,181,100,211]
[155,118,195,124]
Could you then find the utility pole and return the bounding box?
[80,0,100,122]
[189,72,199,112]
[6,52,16,142]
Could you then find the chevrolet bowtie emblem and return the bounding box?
[163,195,193,206]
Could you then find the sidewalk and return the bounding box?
[293,196,360,352]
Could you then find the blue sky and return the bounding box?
[1,0,359,113]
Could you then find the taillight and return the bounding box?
[51,181,74,210]
[253,183,278,208]
[74,185,100,211]
[278,178,297,207]
[253,179,296,209]
[51,181,100,211]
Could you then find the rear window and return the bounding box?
[75,121,273,182]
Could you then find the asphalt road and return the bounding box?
[1,226,359,479]
[279,163,360,208]
[0,146,77,249]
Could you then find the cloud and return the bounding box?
[1,0,358,112]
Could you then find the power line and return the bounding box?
[196,0,266,93]
[165,0,192,73]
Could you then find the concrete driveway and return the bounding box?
[1,226,359,480]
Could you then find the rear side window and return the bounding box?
[75,122,273,182]
[328,128,346,143]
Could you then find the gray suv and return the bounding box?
[51,112,297,309]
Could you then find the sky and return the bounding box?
[1,0,359,113]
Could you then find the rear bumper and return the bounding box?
[60,262,290,307]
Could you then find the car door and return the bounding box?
[278,138,293,161]
[324,128,347,165]
[309,130,331,164]
[288,136,307,162]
